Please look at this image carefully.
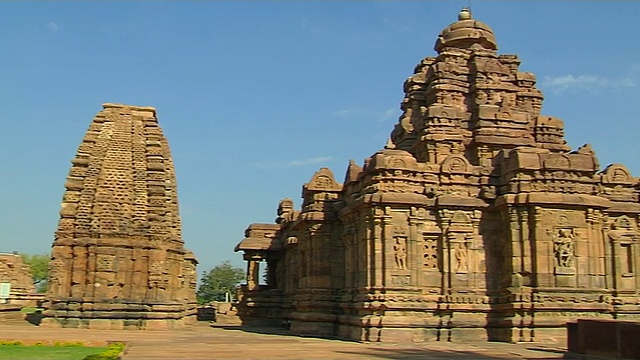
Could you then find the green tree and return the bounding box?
[197,261,244,304]
[20,253,50,293]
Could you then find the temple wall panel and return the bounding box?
[605,214,640,293]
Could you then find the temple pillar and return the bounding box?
[244,253,262,291]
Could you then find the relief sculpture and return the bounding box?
[394,237,407,270]
[554,229,575,269]
[454,242,468,273]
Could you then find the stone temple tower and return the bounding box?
[235,9,640,342]
[42,103,197,330]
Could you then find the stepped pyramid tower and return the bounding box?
[234,9,640,342]
[42,103,197,330]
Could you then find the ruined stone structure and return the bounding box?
[0,253,35,296]
[235,9,640,342]
[42,103,197,330]
[0,253,42,309]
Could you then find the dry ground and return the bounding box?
[0,321,568,360]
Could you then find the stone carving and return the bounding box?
[394,237,408,270]
[42,104,197,330]
[603,164,633,184]
[423,236,439,270]
[454,242,469,273]
[553,229,575,269]
[234,9,640,343]
[391,275,411,286]
[441,155,471,174]
[276,198,296,224]
[96,254,116,272]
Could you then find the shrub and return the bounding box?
[0,340,22,346]
[82,342,126,360]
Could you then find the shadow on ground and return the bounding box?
[336,348,504,360]
[335,347,565,360]
[216,324,307,337]
[25,311,43,326]
[214,324,567,360]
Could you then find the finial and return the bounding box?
[385,138,396,150]
[458,7,472,20]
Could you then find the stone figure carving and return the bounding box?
[394,237,407,270]
[554,229,574,268]
[454,242,468,273]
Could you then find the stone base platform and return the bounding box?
[0,303,25,322]
[41,299,197,330]
[285,310,570,343]
[39,316,196,330]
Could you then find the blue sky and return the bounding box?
[1,2,638,274]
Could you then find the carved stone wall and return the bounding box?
[235,9,640,342]
[42,103,197,330]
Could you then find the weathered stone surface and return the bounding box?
[0,253,35,295]
[0,253,42,307]
[235,9,640,342]
[42,103,197,329]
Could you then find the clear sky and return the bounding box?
[1,2,638,274]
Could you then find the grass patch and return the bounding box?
[0,341,127,360]
[0,344,109,360]
[19,307,43,314]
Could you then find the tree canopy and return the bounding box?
[197,261,244,304]
[20,253,50,293]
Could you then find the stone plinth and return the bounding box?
[0,304,24,322]
[42,103,197,329]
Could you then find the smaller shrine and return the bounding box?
[42,104,198,330]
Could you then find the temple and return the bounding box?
[42,103,197,330]
[235,9,640,342]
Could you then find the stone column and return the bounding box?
[438,210,452,292]
[586,209,605,288]
[509,208,521,276]
[251,261,260,290]
[244,253,261,292]
[372,208,385,290]
[365,213,374,289]
[409,211,419,286]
